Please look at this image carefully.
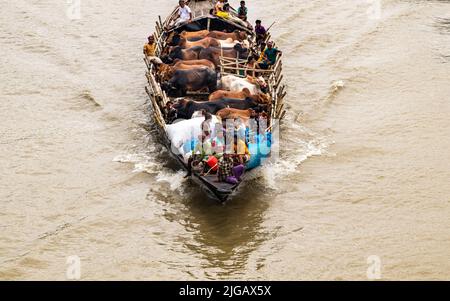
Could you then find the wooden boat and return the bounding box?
[144,0,286,202]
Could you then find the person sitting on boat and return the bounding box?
[185,132,212,178]
[237,1,248,21]
[218,153,244,185]
[255,20,267,45]
[215,1,249,28]
[234,118,247,140]
[257,41,281,69]
[194,132,213,159]
[212,123,225,156]
[256,43,267,68]
[214,0,225,15]
[174,0,192,27]
[245,54,259,77]
[216,1,230,19]
[234,137,251,165]
[143,35,156,57]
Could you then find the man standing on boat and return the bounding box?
[174,0,193,27]
[255,19,267,45]
[143,35,155,58]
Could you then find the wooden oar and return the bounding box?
[266,21,276,32]
[203,163,219,177]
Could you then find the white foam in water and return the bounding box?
[260,144,325,191]
[258,121,331,191]
[113,116,331,195]
[156,170,186,192]
[113,153,159,174]
[114,152,187,194]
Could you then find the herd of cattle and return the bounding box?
[149,29,272,124]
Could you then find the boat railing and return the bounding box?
[219,56,275,78]
[218,52,286,122]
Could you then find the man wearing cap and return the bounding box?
[143,35,156,57]
[258,41,282,69]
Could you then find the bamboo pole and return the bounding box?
[220,65,275,74]
[274,74,284,90]
[276,84,285,97]
[158,15,163,29]
[145,86,165,130]
[276,103,284,119]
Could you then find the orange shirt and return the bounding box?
[143,43,155,56]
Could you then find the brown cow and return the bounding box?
[216,108,257,121]
[172,59,215,70]
[150,57,215,82]
[208,88,271,105]
[178,36,220,49]
[180,30,210,41]
[163,46,204,64]
[207,30,248,41]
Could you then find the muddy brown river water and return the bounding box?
[1,0,449,280]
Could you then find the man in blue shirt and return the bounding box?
[258,41,282,69]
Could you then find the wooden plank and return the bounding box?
[274,74,284,90]
[275,68,283,85]
[274,61,283,79]
[158,15,163,29]
[155,21,162,37]
[276,84,285,97]
[143,57,150,70]
[272,55,282,75]
[277,110,286,120]
[219,64,275,74]
[145,86,165,129]
[276,103,284,119]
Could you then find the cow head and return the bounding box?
[234,30,248,41]
[171,98,191,119]
[149,57,163,66]
[245,97,269,113]
[165,101,178,123]
[160,55,173,64]
[167,32,181,46]
[255,104,269,113]
[149,57,163,72]
[161,81,176,95]
[256,76,267,88]
[248,109,257,118]
[150,58,173,81]
[168,46,183,61]
[234,44,250,59]
[256,93,271,105]
[159,64,174,82]
[256,77,268,93]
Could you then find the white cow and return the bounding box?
[220,75,267,94]
[219,38,250,49]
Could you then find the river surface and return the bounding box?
[1,0,449,280]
